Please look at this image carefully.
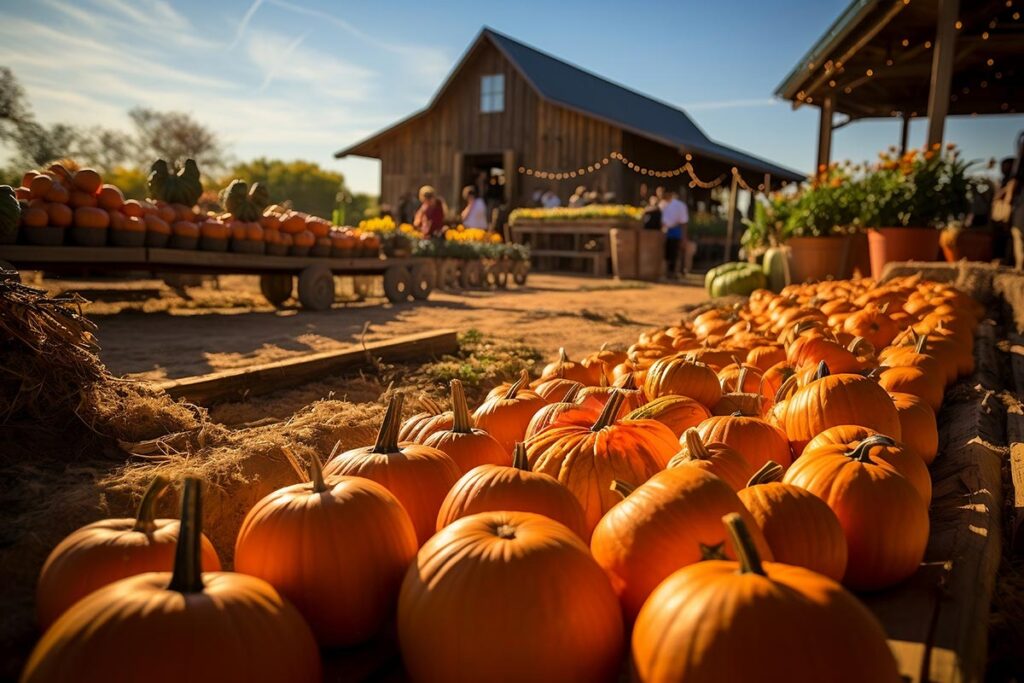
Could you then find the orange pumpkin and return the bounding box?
[23,479,321,683]
[69,190,99,208]
[877,365,944,413]
[399,511,623,683]
[436,443,588,539]
[540,347,602,385]
[889,392,939,465]
[72,168,102,194]
[171,220,199,237]
[44,181,70,204]
[803,426,931,504]
[29,174,54,199]
[96,184,125,211]
[694,413,792,470]
[745,344,787,372]
[235,454,417,646]
[472,370,547,454]
[324,394,460,545]
[122,199,144,218]
[631,513,899,683]
[643,354,722,407]
[591,467,772,622]
[525,391,679,534]
[623,394,711,438]
[72,206,108,229]
[844,306,898,348]
[143,213,171,235]
[423,379,509,474]
[35,476,221,629]
[787,335,866,374]
[46,202,72,228]
[737,461,848,581]
[784,435,929,590]
[668,428,757,491]
[533,377,582,402]
[397,397,453,444]
[525,383,591,439]
[782,362,901,455]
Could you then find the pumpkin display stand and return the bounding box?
[145,231,169,248]
[169,234,199,250]
[266,242,289,257]
[310,239,331,258]
[289,245,311,258]
[70,227,107,247]
[23,226,64,246]
[233,239,265,255]
[110,229,145,248]
[867,227,940,279]
[787,235,851,281]
[200,236,229,252]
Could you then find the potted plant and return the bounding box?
[862,144,977,277]
[780,163,862,282]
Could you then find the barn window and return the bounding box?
[480,74,505,113]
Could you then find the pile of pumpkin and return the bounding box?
[2,161,380,258]
[22,274,977,682]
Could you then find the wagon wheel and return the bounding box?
[259,273,293,307]
[438,259,459,291]
[493,261,510,289]
[459,260,484,289]
[410,262,436,300]
[0,260,19,283]
[297,264,335,311]
[512,260,530,286]
[383,266,413,303]
[351,275,374,301]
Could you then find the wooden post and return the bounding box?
[816,96,834,172]
[900,113,911,155]
[764,173,772,193]
[452,151,464,214]
[926,0,959,147]
[724,171,739,263]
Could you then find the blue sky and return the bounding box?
[1,0,1020,194]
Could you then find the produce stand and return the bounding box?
[509,219,628,276]
[0,244,435,310]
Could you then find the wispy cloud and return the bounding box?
[679,98,780,111]
[245,28,374,101]
[91,0,190,32]
[229,0,265,49]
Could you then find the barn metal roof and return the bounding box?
[337,27,805,182]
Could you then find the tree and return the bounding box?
[0,67,80,168]
[76,127,132,172]
[129,108,225,172]
[226,159,346,219]
[103,166,149,200]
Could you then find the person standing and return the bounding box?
[461,185,488,229]
[414,185,446,238]
[658,186,689,279]
[641,194,661,231]
[541,188,561,208]
[569,185,588,207]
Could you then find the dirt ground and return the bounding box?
[37,273,709,381]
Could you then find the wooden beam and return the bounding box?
[900,113,911,155]
[724,172,739,263]
[926,0,960,147]
[816,96,834,172]
[154,330,459,404]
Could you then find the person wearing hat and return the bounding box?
[414,185,446,238]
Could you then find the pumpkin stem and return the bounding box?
[616,373,638,391]
[814,360,831,380]
[132,475,170,534]
[503,370,528,400]
[512,442,531,471]
[308,452,327,494]
[167,478,205,595]
[682,428,710,461]
[610,479,636,498]
[847,336,873,357]
[558,347,569,363]
[450,380,473,434]
[722,512,765,576]
[419,396,441,415]
[847,435,897,463]
[561,383,582,403]
[746,461,784,486]
[592,391,624,431]
[914,333,928,354]
[734,365,749,393]
[372,393,404,453]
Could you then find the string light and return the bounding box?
[516,151,731,189]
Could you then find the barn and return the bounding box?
[335,27,804,216]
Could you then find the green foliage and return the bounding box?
[411,238,529,261]
[422,329,540,390]
[104,167,149,200]
[227,158,345,219]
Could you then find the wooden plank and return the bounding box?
[147,248,416,274]
[861,320,1008,683]
[153,330,458,404]
[0,245,147,264]
[926,0,959,146]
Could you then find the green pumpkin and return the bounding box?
[220,179,267,222]
[147,159,204,206]
[0,185,21,244]
[761,246,791,293]
[706,262,766,298]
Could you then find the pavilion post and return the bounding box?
[816,96,834,171]
[926,0,959,147]
[900,114,911,155]
[724,171,739,263]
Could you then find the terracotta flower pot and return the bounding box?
[849,231,872,278]
[866,227,941,278]
[787,235,851,283]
